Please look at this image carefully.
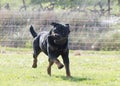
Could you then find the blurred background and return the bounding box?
[0,0,120,50]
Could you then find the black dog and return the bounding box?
[30,22,71,77]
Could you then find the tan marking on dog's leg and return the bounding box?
[32,58,37,68]
[47,62,54,76]
[54,59,64,69]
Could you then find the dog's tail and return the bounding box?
[30,25,37,38]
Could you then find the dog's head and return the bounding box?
[49,22,70,45]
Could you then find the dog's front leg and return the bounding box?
[61,51,71,78]
[47,58,64,76]
[47,61,54,76]
[54,59,64,69]
[47,56,64,76]
[47,47,64,69]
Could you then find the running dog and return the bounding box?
[30,22,71,77]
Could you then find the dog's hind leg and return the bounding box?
[32,39,41,68]
[32,51,40,68]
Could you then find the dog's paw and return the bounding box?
[66,75,72,78]
[58,64,64,69]
[47,68,51,76]
[32,64,37,68]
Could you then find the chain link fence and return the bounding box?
[0,10,119,50]
[0,0,120,50]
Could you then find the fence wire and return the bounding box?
[0,0,120,50]
[0,10,119,50]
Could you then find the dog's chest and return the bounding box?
[49,43,67,54]
[48,37,68,53]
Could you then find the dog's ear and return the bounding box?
[51,22,59,27]
[65,24,69,27]
[65,24,70,33]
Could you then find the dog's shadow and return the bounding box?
[54,75,91,82]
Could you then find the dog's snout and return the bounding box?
[55,34,60,38]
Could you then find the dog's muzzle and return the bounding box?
[54,36,68,45]
[53,33,68,39]
[51,32,68,45]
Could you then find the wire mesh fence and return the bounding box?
[0,0,120,50]
[0,10,119,50]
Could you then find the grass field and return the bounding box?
[0,48,120,86]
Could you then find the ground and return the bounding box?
[0,48,120,86]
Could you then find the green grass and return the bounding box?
[0,48,120,86]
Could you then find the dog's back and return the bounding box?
[29,26,49,55]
